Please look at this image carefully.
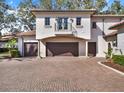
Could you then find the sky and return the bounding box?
[5,0,39,8]
[5,0,124,9]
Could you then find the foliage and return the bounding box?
[112,55,124,66]
[39,0,107,11]
[110,0,123,14]
[5,38,17,49]
[5,38,20,57]
[82,0,94,9]
[10,49,20,57]
[17,0,36,31]
[0,48,9,53]
[104,48,113,59]
[39,0,52,9]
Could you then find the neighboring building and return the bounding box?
[0,34,17,48]
[106,21,124,55]
[29,9,124,57]
[17,30,38,57]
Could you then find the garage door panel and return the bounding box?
[24,42,38,56]
[46,42,78,56]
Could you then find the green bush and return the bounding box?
[0,48,9,53]
[112,55,124,66]
[10,49,20,58]
[104,48,113,59]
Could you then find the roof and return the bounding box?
[109,20,124,30]
[0,35,17,41]
[17,30,36,36]
[92,14,124,18]
[31,9,97,12]
[31,9,97,15]
[104,31,117,37]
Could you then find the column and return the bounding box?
[86,41,88,56]
[37,40,41,58]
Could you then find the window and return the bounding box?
[76,17,81,26]
[92,22,97,29]
[45,17,50,26]
[112,40,117,47]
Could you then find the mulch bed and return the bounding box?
[101,62,124,73]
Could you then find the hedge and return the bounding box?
[0,48,9,53]
[10,49,20,58]
[112,55,124,66]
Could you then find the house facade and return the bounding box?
[106,21,124,55]
[18,9,124,57]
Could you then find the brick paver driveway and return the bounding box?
[0,57,124,92]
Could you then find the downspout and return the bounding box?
[38,39,41,58]
[21,36,24,57]
[102,18,105,35]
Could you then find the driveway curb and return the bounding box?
[98,61,124,76]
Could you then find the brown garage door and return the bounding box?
[24,42,38,56]
[88,42,96,56]
[46,42,78,56]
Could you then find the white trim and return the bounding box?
[98,61,124,76]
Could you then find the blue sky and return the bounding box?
[5,0,39,8]
[5,0,124,9]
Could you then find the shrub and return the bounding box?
[10,49,20,58]
[104,48,113,59]
[112,55,124,66]
[0,48,9,53]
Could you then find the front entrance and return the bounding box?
[46,42,78,56]
[88,42,96,56]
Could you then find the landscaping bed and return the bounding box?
[101,62,124,73]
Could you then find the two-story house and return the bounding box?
[18,9,124,57]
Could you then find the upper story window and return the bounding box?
[45,17,50,26]
[92,22,97,29]
[76,17,81,26]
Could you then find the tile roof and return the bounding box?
[104,31,117,37]
[93,15,124,18]
[109,20,124,30]
[17,30,36,36]
[31,9,97,12]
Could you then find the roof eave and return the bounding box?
[31,9,97,16]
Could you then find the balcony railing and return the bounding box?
[54,23,78,36]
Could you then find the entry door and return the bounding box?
[88,42,96,56]
[57,17,68,30]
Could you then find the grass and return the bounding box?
[112,55,124,66]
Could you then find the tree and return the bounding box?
[17,0,36,31]
[56,0,65,9]
[0,0,16,33]
[94,0,107,12]
[82,0,94,9]
[82,0,107,12]
[39,0,52,9]
[110,0,123,14]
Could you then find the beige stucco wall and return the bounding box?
[36,12,91,40]
[90,17,121,57]
[39,36,86,57]
[34,11,124,57]
[117,28,124,54]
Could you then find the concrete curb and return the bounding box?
[98,61,124,76]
